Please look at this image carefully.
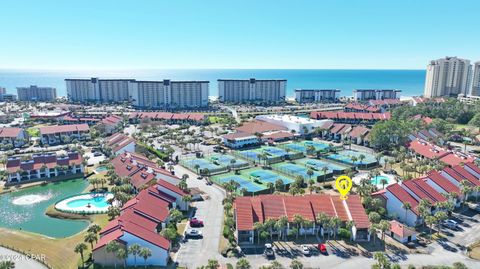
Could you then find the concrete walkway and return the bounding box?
[0,247,48,269]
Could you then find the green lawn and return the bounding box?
[26,127,40,137]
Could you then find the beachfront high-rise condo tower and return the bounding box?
[217,78,286,104]
[471,61,480,96]
[16,85,57,101]
[66,78,209,109]
[294,89,340,103]
[353,89,400,101]
[130,80,209,109]
[424,56,472,98]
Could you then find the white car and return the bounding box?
[443,219,458,229]
[185,229,203,238]
[301,245,310,256]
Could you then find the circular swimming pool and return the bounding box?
[55,193,114,214]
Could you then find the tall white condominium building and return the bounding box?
[424,56,472,98]
[471,61,480,96]
[353,89,400,101]
[16,85,57,101]
[130,80,209,109]
[295,89,340,103]
[218,78,286,103]
[0,87,6,95]
[66,78,133,103]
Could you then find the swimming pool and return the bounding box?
[95,166,108,172]
[55,193,114,214]
[370,175,391,186]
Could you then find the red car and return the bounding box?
[318,243,327,255]
[190,218,204,227]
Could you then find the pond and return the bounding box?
[0,178,90,238]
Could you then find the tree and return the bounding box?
[106,241,120,268]
[452,262,468,269]
[402,202,412,224]
[289,259,303,269]
[378,220,391,243]
[269,261,285,269]
[369,224,377,245]
[84,231,97,250]
[139,247,152,268]
[329,216,342,239]
[236,258,251,269]
[0,261,15,269]
[425,215,436,239]
[316,212,329,237]
[307,169,314,181]
[74,243,87,268]
[293,214,305,240]
[434,211,448,235]
[107,205,121,220]
[372,252,390,269]
[169,208,183,225]
[88,224,102,235]
[369,211,381,224]
[275,216,288,241]
[116,247,128,268]
[254,222,265,244]
[206,259,220,269]
[128,243,141,267]
[264,218,277,241]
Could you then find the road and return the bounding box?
[174,164,227,268]
[0,247,48,269]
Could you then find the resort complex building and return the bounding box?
[408,138,475,166]
[424,56,472,98]
[5,151,84,184]
[471,61,480,96]
[105,133,136,156]
[255,114,333,135]
[353,89,401,101]
[222,119,293,148]
[294,89,340,103]
[99,115,124,135]
[128,112,206,125]
[310,111,391,125]
[110,152,181,193]
[218,78,286,103]
[130,80,209,109]
[66,78,209,109]
[0,127,28,148]
[0,93,17,102]
[16,85,57,101]
[39,124,90,145]
[234,194,371,244]
[93,180,187,267]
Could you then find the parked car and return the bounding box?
[301,245,310,256]
[185,229,203,238]
[190,218,204,227]
[318,243,328,255]
[93,152,102,157]
[443,219,458,229]
[470,204,480,212]
[263,243,275,259]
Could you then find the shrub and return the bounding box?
[338,228,351,240]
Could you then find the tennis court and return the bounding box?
[326,150,377,167]
[182,158,219,170]
[273,163,327,180]
[300,159,348,174]
[249,170,294,185]
[262,147,288,157]
[216,175,267,193]
[282,141,331,153]
[209,154,249,168]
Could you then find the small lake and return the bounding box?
[0,178,90,238]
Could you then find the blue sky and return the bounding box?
[1,0,479,70]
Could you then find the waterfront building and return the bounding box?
[5,151,84,184]
[16,85,57,101]
[39,124,90,145]
[294,89,340,103]
[218,78,286,103]
[424,56,472,98]
[353,89,400,101]
[66,78,133,103]
[128,112,206,125]
[0,87,5,94]
[130,80,209,109]
[472,61,480,96]
[0,93,17,102]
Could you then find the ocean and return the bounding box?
[0,69,426,98]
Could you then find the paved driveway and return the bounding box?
[174,165,226,268]
[440,208,480,247]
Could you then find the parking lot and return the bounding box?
[438,207,480,247]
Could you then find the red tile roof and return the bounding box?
[348,126,370,138]
[0,127,23,138]
[449,166,480,186]
[263,131,294,141]
[6,152,83,173]
[389,220,417,238]
[39,124,89,135]
[93,228,124,251]
[121,221,170,250]
[156,179,187,196]
[129,112,205,122]
[222,132,256,140]
[236,120,287,134]
[408,139,448,159]
[427,171,460,194]
[101,115,123,126]
[386,184,419,215]
[439,152,475,167]
[234,194,369,231]
[465,162,480,175]
[310,111,391,121]
[411,178,447,203]
[106,133,135,153]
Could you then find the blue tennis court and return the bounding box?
[326,150,377,167]
[302,159,347,173]
[262,147,288,157]
[210,154,248,167]
[183,158,219,170]
[303,141,330,151]
[216,175,267,193]
[249,170,294,185]
[284,143,306,152]
[276,163,325,179]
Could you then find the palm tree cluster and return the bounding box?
[74,224,102,268]
[104,241,152,268]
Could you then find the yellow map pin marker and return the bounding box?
[335,175,352,200]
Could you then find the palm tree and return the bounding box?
[88,224,102,235]
[402,202,412,224]
[289,259,304,269]
[84,231,97,250]
[116,247,128,268]
[316,212,329,237]
[139,247,152,268]
[380,178,388,189]
[460,180,472,205]
[74,243,87,268]
[206,259,220,269]
[434,211,448,236]
[230,158,237,171]
[329,216,342,239]
[264,218,276,241]
[236,258,251,269]
[378,220,391,243]
[321,166,328,185]
[369,224,377,245]
[293,214,305,240]
[106,241,120,268]
[275,216,288,241]
[307,169,314,181]
[194,164,200,174]
[253,222,264,245]
[425,215,436,239]
[128,243,141,267]
[359,154,366,168]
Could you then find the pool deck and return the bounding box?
[353,172,397,188]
